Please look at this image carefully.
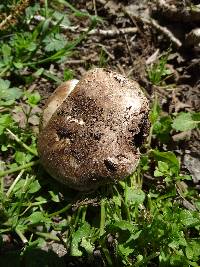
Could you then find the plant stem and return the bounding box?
[16,228,28,244]
[147,124,154,148]
[0,66,9,77]
[74,206,82,229]
[6,170,24,198]
[81,206,87,223]
[0,160,39,178]
[6,128,38,156]
[1,174,4,195]
[24,106,32,130]
[44,0,48,18]
[102,247,113,266]
[100,198,105,236]
[124,182,131,222]
[49,203,72,217]
[35,231,60,241]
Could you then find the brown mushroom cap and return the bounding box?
[37,68,150,191]
[41,79,79,129]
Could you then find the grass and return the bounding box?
[0,1,200,266]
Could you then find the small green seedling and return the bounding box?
[147,54,172,85]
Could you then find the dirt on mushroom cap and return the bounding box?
[37,68,150,191]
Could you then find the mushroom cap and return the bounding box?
[41,79,79,129]
[38,68,150,191]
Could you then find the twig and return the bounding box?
[34,15,137,37]
[150,18,182,47]
[124,34,134,64]
[123,8,145,38]
[98,44,115,60]
[65,59,85,64]
[125,7,182,47]
[146,49,160,65]
[88,27,137,36]
[156,0,200,22]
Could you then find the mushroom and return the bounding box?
[37,68,150,191]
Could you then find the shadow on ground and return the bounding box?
[0,246,104,267]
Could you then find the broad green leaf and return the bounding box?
[28,211,47,224]
[195,201,200,211]
[13,62,23,69]
[28,180,41,194]
[43,33,68,52]
[26,91,41,106]
[80,237,95,255]
[25,3,40,20]
[35,196,47,203]
[0,78,23,104]
[118,243,134,258]
[1,144,8,151]
[53,11,70,27]
[63,68,74,81]
[0,114,13,135]
[3,87,23,101]
[140,155,150,171]
[158,161,168,172]
[169,251,188,266]
[0,78,10,91]
[15,151,27,165]
[126,188,145,204]
[152,150,180,173]
[12,179,27,196]
[34,68,44,77]
[16,223,28,233]
[2,44,12,64]
[176,175,192,181]
[154,169,164,177]
[172,112,200,131]
[112,195,121,206]
[29,212,45,224]
[71,222,91,256]
[168,231,187,249]
[49,190,60,202]
[15,151,33,165]
[180,210,200,227]
[153,116,172,142]
[186,241,200,261]
[108,220,135,233]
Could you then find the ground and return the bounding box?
[0,1,199,266]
